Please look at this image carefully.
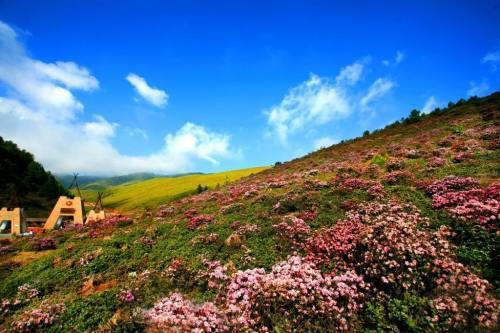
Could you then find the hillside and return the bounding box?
[79,167,270,211]
[57,173,159,191]
[0,137,68,217]
[0,93,499,332]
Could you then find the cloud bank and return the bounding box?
[0,20,232,176]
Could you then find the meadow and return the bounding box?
[0,93,498,332]
[78,166,269,212]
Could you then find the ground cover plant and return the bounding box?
[0,93,499,332]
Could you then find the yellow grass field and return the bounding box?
[80,166,269,211]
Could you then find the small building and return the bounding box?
[0,207,25,237]
[44,196,85,230]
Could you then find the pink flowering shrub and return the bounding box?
[143,293,228,332]
[427,176,479,195]
[304,218,365,269]
[334,177,386,199]
[273,216,310,246]
[0,245,17,255]
[197,259,230,293]
[191,233,219,245]
[118,289,135,303]
[383,170,414,185]
[430,258,498,329]
[225,256,366,332]
[1,284,40,315]
[427,156,446,168]
[386,158,405,171]
[10,302,65,333]
[431,183,499,230]
[297,210,317,221]
[453,151,474,163]
[187,214,214,230]
[155,204,175,218]
[30,237,56,251]
[234,224,260,236]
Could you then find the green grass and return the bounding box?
[79,166,269,211]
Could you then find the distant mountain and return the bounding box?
[57,172,206,191]
[0,137,68,216]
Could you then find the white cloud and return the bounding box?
[382,50,405,66]
[265,73,351,143]
[83,115,118,139]
[126,73,168,108]
[0,20,233,176]
[467,80,490,97]
[335,61,364,86]
[0,22,98,120]
[313,136,338,150]
[360,78,394,106]
[481,50,500,70]
[422,96,438,114]
[265,59,397,144]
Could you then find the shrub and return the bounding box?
[30,237,56,251]
[143,293,227,332]
[273,216,310,246]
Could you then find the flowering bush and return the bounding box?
[234,223,260,236]
[143,293,228,332]
[225,256,366,332]
[427,176,479,195]
[427,156,446,168]
[386,158,405,171]
[273,216,310,246]
[191,233,220,245]
[432,184,499,230]
[297,210,317,221]
[383,170,414,185]
[197,259,230,293]
[187,214,214,230]
[430,258,498,329]
[334,177,386,199]
[30,237,56,251]
[155,204,175,218]
[1,284,40,315]
[0,245,16,255]
[10,302,65,333]
[453,151,474,163]
[118,289,135,303]
[304,218,365,269]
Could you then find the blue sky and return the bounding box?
[0,0,499,175]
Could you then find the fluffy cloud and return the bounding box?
[265,59,396,144]
[0,21,98,120]
[313,136,338,150]
[481,50,500,70]
[265,74,351,143]
[421,96,438,114]
[126,73,169,108]
[0,20,232,176]
[335,61,365,86]
[467,80,490,97]
[360,78,394,106]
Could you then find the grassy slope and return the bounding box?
[0,93,498,332]
[80,166,269,211]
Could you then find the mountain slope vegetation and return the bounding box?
[81,167,269,212]
[0,93,499,332]
[0,137,67,217]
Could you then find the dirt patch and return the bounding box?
[81,275,118,297]
[0,250,59,266]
